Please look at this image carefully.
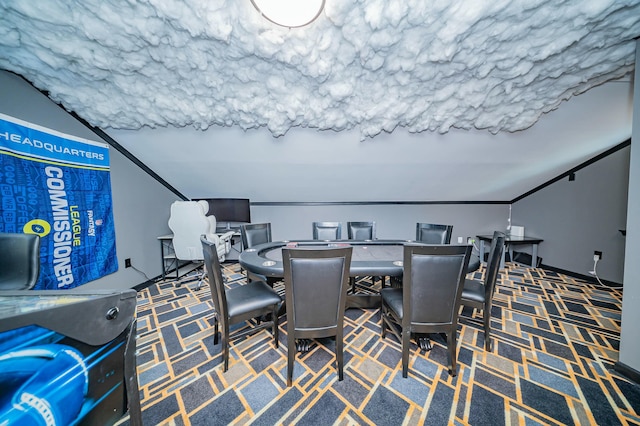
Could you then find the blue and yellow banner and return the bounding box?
[0,113,118,289]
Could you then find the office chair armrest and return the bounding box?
[203,233,222,246]
[216,231,235,242]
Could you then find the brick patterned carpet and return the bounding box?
[126,262,639,425]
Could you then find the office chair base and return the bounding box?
[175,268,206,290]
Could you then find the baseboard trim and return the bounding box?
[540,264,622,288]
[614,361,640,384]
[133,278,161,291]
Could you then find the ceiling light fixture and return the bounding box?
[250,0,325,28]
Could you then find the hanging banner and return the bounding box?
[0,113,118,289]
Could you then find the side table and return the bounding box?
[477,234,543,269]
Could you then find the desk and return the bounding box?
[158,234,178,280]
[226,229,242,260]
[477,234,543,269]
[216,225,248,261]
[159,231,242,280]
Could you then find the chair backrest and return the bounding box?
[415,223,453,244]
[483,231,506,300]
[0,232,41,290]
[403,244,471,326]
[312,222,342,240]
[240,223,272,249]
[168,201,215,261]
[201,236,228,320]
[347,221,375,240]
[282,247,352,336]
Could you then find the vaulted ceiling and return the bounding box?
[1,1,638,201]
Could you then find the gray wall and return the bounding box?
[0,71,179,289]
[512,146,629,284]
[618,42,640,373]
[251,203,508,244]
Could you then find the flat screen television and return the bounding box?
[196,198,251,229]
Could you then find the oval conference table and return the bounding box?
[239,240,481,309]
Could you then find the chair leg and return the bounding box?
[213,316,219,345]
[401,329,411,378]
[484,309,492,351]
[272,305,279,349]
[447,329,458,377]
[336,333,344,381]
[380,309,387,339]
[287,332,296,387]
[350,277,356,294]
[222,324,230,372]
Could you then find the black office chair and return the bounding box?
[415,223,453,244]
[0,232,41,290]
[381,244,471,377]
[201,236,281,372]
[460,231,506,351]
[312,222,342,240]
[282,246,352,386]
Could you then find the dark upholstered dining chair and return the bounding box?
[390,223,455,290]
[240,223,277,284]
[282,246,352,386]
[416,223,453,244]
[240,223,272,250]
[201,236,281,372]
[0,232,41,290]
[381,244,471,377]
[312,221,342,240]
[347,221,375,240]
[347,221,381,291]
[460,231,506,351]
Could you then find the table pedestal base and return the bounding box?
[417,334,433,351]
[346,294,381,309]
[296,339,312,352]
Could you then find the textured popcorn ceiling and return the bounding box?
[1,0,638,138]
[0,1,638,201]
